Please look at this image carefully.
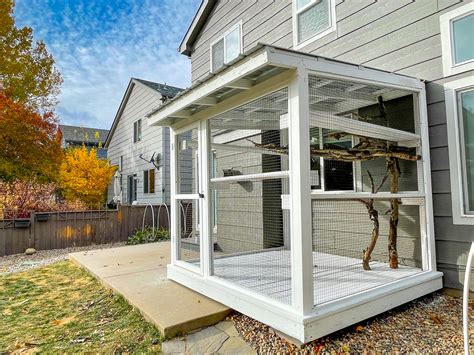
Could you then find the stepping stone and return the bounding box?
[215,320,239,337]
[186,326,229,353]
[161,339,186,354]
[218,336,255,354]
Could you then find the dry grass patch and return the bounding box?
[0,261,162,353]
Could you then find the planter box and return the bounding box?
[14,219,31,228]
[35,213,49,222]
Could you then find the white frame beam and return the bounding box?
[288,68,314,315]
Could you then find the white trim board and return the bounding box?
[440,2,474,77]
[168,263,442,343]
[444,76,474,225]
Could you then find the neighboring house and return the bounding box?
[144,0,473,344]
[105,78,183,205]
[180,0,473,291]
[59,124,109,159]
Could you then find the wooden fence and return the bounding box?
[0,204,170,257]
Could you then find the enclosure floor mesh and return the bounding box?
[211,250,422,305]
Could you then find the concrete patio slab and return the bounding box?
[69,242,231,338]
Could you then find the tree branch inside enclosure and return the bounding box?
[355,170,389,270]
[247,136,420,269]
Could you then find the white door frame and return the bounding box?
[171,122,205,275]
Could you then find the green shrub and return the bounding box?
[126,227,170,245]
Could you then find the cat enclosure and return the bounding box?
[148,45,443,343]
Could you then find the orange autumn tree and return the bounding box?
[0,92,62,181]
[59,145,116,205]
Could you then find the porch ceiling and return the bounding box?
[147,44,424,128]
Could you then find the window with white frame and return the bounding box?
[133,119,142,143]
[445,77,474,225]
[440,2,474,76]
[293,0,336,48]
[210,22,242,73]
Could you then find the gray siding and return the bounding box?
[426,71,474,290]
[107,83,170,205]
[189,0,473,289]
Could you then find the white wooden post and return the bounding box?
[170,128,178,264]
[418,88,437,271]
[288,67,314,314]
[200,118,212,277]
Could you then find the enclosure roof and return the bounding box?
[147,44,424,128]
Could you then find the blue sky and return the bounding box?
[15,0,200,129]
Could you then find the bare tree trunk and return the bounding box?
[362,204,379,270]
[387,158,400,269]
[358,170,387,270]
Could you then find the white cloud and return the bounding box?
[15,0,200,129]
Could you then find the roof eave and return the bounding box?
[149,45,424,128]
[179,0,217,56]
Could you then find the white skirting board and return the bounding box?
[168,263,442,343]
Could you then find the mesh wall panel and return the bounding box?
[308,75,424,305]
[177,128,198,194]
[177,128,200,266]
[209,88,292,305]
[311,199,423,305]
[178,199,200,266]
[307,75,422,193]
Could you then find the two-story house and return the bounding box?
[146,0,472,343]
[105,78,182,205]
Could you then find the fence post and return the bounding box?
[30,212,35,250]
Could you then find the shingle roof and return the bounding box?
[60,124,109,145]
[133,78,183,98]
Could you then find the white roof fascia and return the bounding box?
[265,47,424,92]
[148,45,425,129]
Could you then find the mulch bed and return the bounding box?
[230,292,472,353]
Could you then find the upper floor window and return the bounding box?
[445,76,474,225]
[133,119,142,143]
[440,2,474,76]
[293,0,336,49]
[210,22,242,73]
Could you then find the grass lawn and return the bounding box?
[0,261,162,353]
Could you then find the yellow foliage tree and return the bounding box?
[59,145,115,205]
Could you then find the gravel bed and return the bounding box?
[230,292,472,354]
[0,243,126,275]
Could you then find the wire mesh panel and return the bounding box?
[311,198,423,305]
[307,75,422,193]
[208,88,292,305]
[178,199,201,265]
[307,74,426,305]
[176,128,201,267]
[177,128,199,194]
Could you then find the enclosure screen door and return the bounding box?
[175,125,202,270]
